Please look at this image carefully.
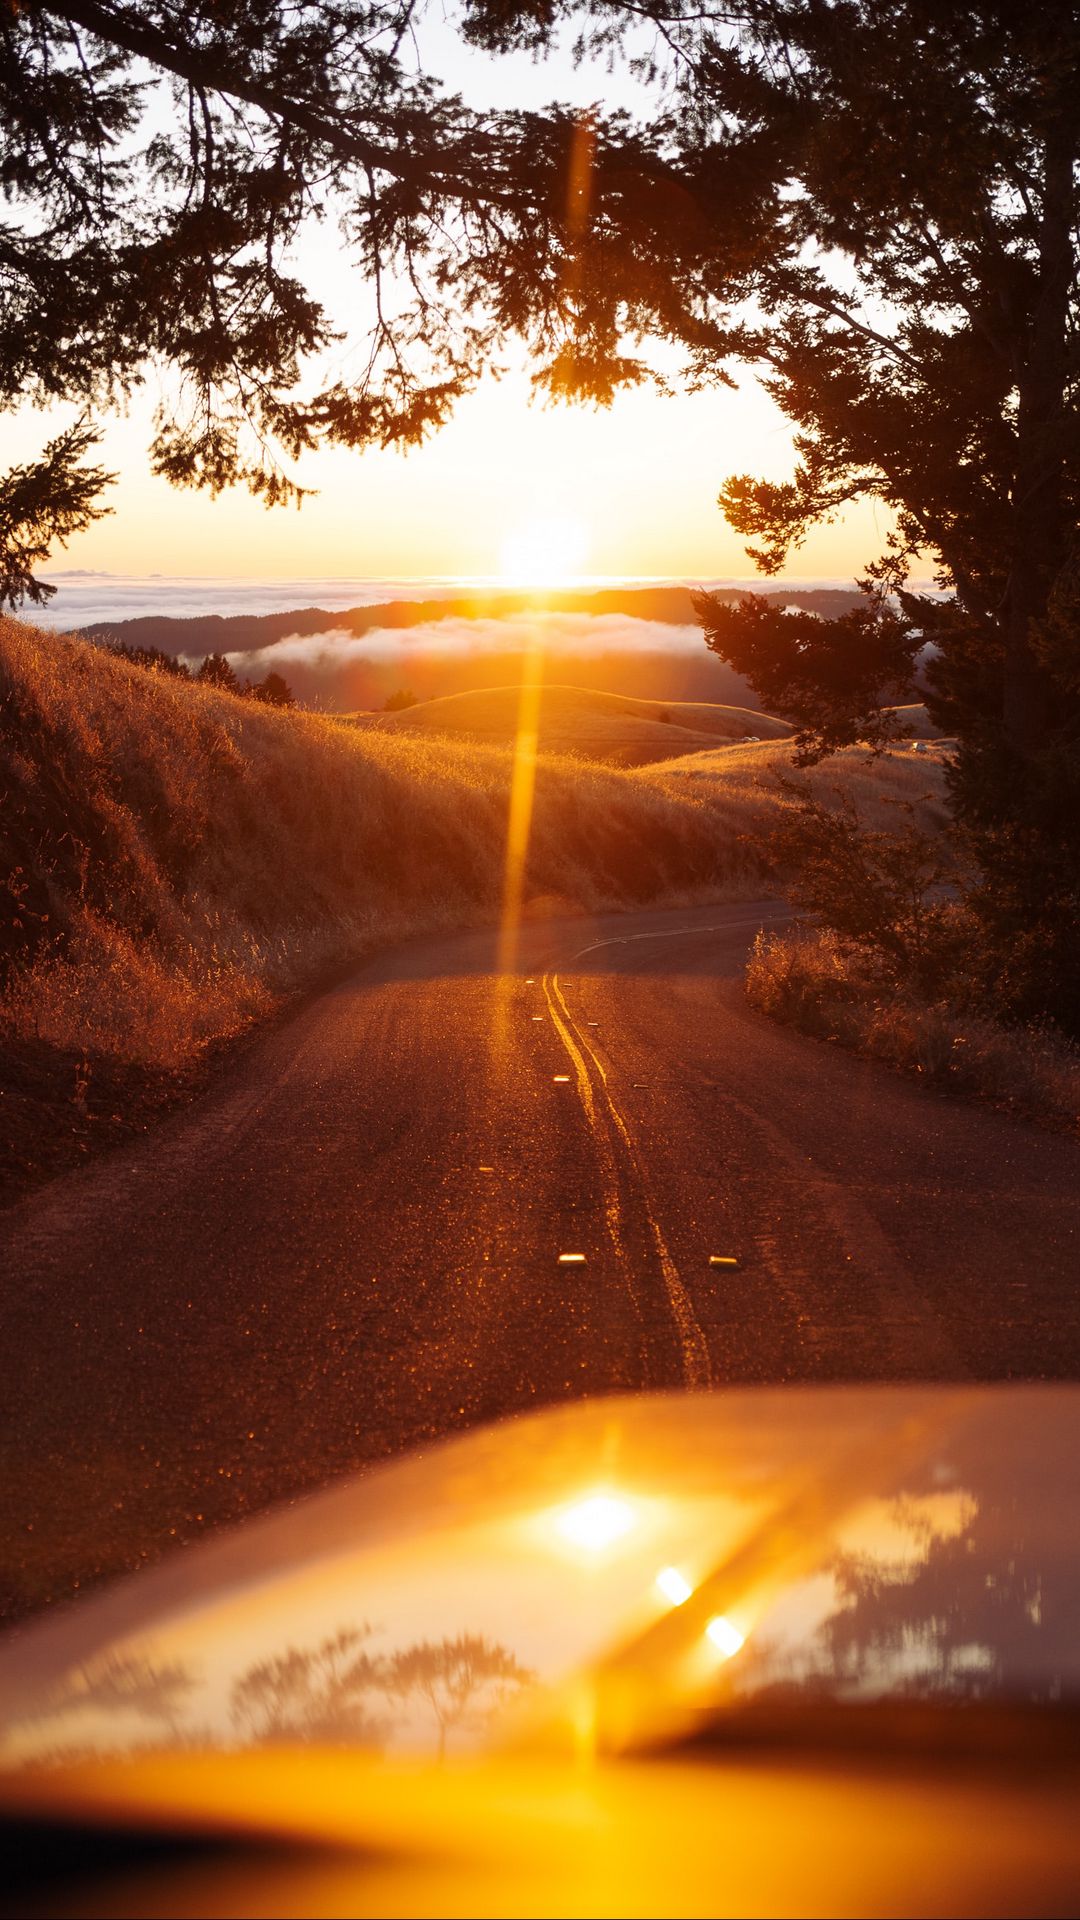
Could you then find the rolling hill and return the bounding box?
[350,684,794,765]
[1,616,949,1201]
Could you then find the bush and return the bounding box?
[248,670,294,708]
[747,927,1080,1127]
[765,776,971,997]
[743,924,863,1040]
[105,641,191,680]
[196,652,239,692]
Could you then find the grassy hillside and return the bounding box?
[0,618,949,1197]
[2,622,773,1073]
[886,702,946,739]
[352,683,793,765]
[642,735,953,830]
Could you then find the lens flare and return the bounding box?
[655,1566,693,1607]
[495,623,544,976]
[555,1493,637,1553]
[705,1614,745,1659]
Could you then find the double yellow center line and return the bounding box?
[542,970,713,1390]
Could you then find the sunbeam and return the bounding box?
[496,620,546,974]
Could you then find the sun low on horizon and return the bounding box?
[498,514,592,591]
[5,360,890,586]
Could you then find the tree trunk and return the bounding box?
[1005,120,1075,755]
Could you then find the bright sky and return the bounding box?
[17,371,887,584]
[11,10,890,587]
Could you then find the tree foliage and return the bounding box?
[229,1627,383,1746]
[693,592,918,763]
[766,780,968,999]
[7,3,1080,672]
[2,0,665,595]
[6,0,1080,1015]
[102,641,297,706]
[107,639,191,679]
[196,650,239,691]
[0,422,113,607]
[250,668,295,707]
[385,1632,532,1758]
[25,1653,198,1743]
[227,1627,530,1756]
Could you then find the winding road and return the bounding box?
[3,898,1080,1619]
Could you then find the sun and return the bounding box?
[499,514,589,588]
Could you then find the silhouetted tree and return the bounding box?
[250,670,296,709]
[106,641,191,680]
[651,4,1080,1027]
[5,1653,200,1759]
[7,2,1080,1017]
[196,652,239,693]
[0,0,615,599]
[230,1628,384,1748]
[766,782,967,998]
[383,687,418,712]
[50,1655,194,1726]
[0,422,113,609]
[385,1633,532,1760]
[740,1471,1080,1710]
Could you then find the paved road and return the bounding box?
[3,899,1079,1619]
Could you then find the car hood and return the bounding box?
[1,1384,1078,1768]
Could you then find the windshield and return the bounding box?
[4,14,1080,1918]
[3,1388,1078,1772]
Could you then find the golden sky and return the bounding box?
[16,368,887,585]
[11,21,892,588]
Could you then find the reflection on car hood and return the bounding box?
[1,1385,1078,1767]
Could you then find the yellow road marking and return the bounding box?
[543,972,712,1389]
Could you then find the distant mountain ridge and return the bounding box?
[76,584,863,656]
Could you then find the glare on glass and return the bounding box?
[705,1615,745,1659]
[555,1494,637,1553]
[655,1566,693,1607]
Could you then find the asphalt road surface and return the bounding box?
[3,898,1080,1617]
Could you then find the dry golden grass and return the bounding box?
[747,926,1080,1127]
[1,620,958,1074]
[886,702,946,739]
[351,682,792,765]
[0,621,776,1069]
[637,736,953,833]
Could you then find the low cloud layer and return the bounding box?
[226,612,707,675]
[201,612,761,713]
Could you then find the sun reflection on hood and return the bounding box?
[3,1387,1080,1771]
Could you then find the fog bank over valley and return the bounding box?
[216,615,762,711]
[54,575,871,711]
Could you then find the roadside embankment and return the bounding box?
[747,925,1080,1129]
[0,616,951,1199]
